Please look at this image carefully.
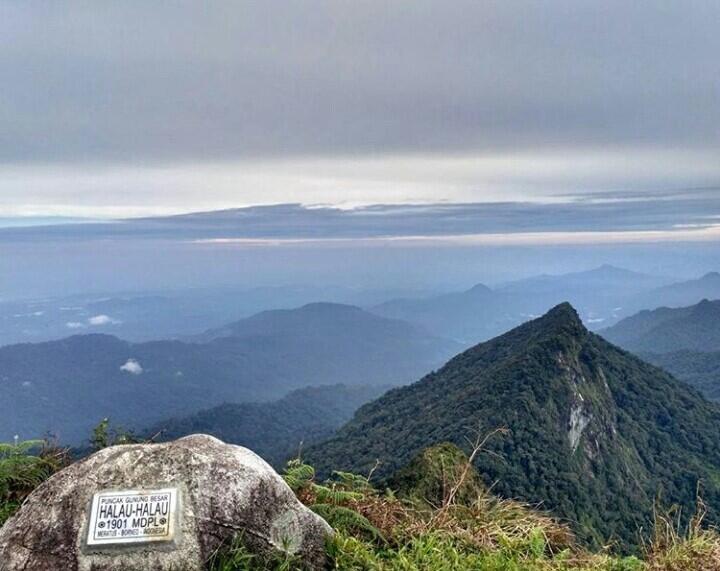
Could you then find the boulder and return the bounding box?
[0,434,332,570]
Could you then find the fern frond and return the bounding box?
[312,483,363,505]
[331,471,374,493]
[282,460,315,491]
[311,503,386,543]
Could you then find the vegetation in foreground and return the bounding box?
[209,443,720,570]
[3,436,720,570]
[0,438,68,526]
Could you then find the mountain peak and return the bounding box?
[692,298,720,315]
[701,271,720,282]
[467,283,493,295]
[529,302,585,337]
[585,264,651,279]
[297,302,362,313]
[596,263,626,272]
[454,302,587,363]
[543,301,580,320]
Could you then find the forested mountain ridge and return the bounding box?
[0,303,458,444]
[642,349,720,401]
[308,303,720,549]
[602,298,720,353]
[146,384,388,468]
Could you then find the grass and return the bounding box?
[642,498,720,570]
[271,444,720,570]
[207,532,305,571]
[276,456,648,570]
[325,530,644,571]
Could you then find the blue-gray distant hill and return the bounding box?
[628,272,720,311]
[602,298,720,354]
[0,303,459,444]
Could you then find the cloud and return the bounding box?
[67,315,119,328]
[119,359,143,375]
[0,151,719,219]
[1,194,720,249]
[0,2,718,216]
[194,224,720,247]
[88,314,119,326]
[1,2,719,165]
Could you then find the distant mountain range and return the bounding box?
[630,271,720,310]
[0,303,458,444]
[371,265,720,344]
[500,263,666,295]
[3,266,718,349]
[308,303,720,549]
[146,384,388,468]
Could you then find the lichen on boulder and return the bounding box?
[0,434,331,571]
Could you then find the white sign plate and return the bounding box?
[86,488,178,546]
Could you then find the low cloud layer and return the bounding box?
[119,359,143,375]
[1,150,719,219]
[2,196,720,246]
[65,314,120,329]
[87,314,117,326]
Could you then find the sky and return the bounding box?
[1,1,719,220]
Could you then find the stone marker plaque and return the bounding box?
[86,488,178,546]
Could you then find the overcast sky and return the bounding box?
[1,1,719,218]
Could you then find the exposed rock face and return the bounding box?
[0,435,332,571]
